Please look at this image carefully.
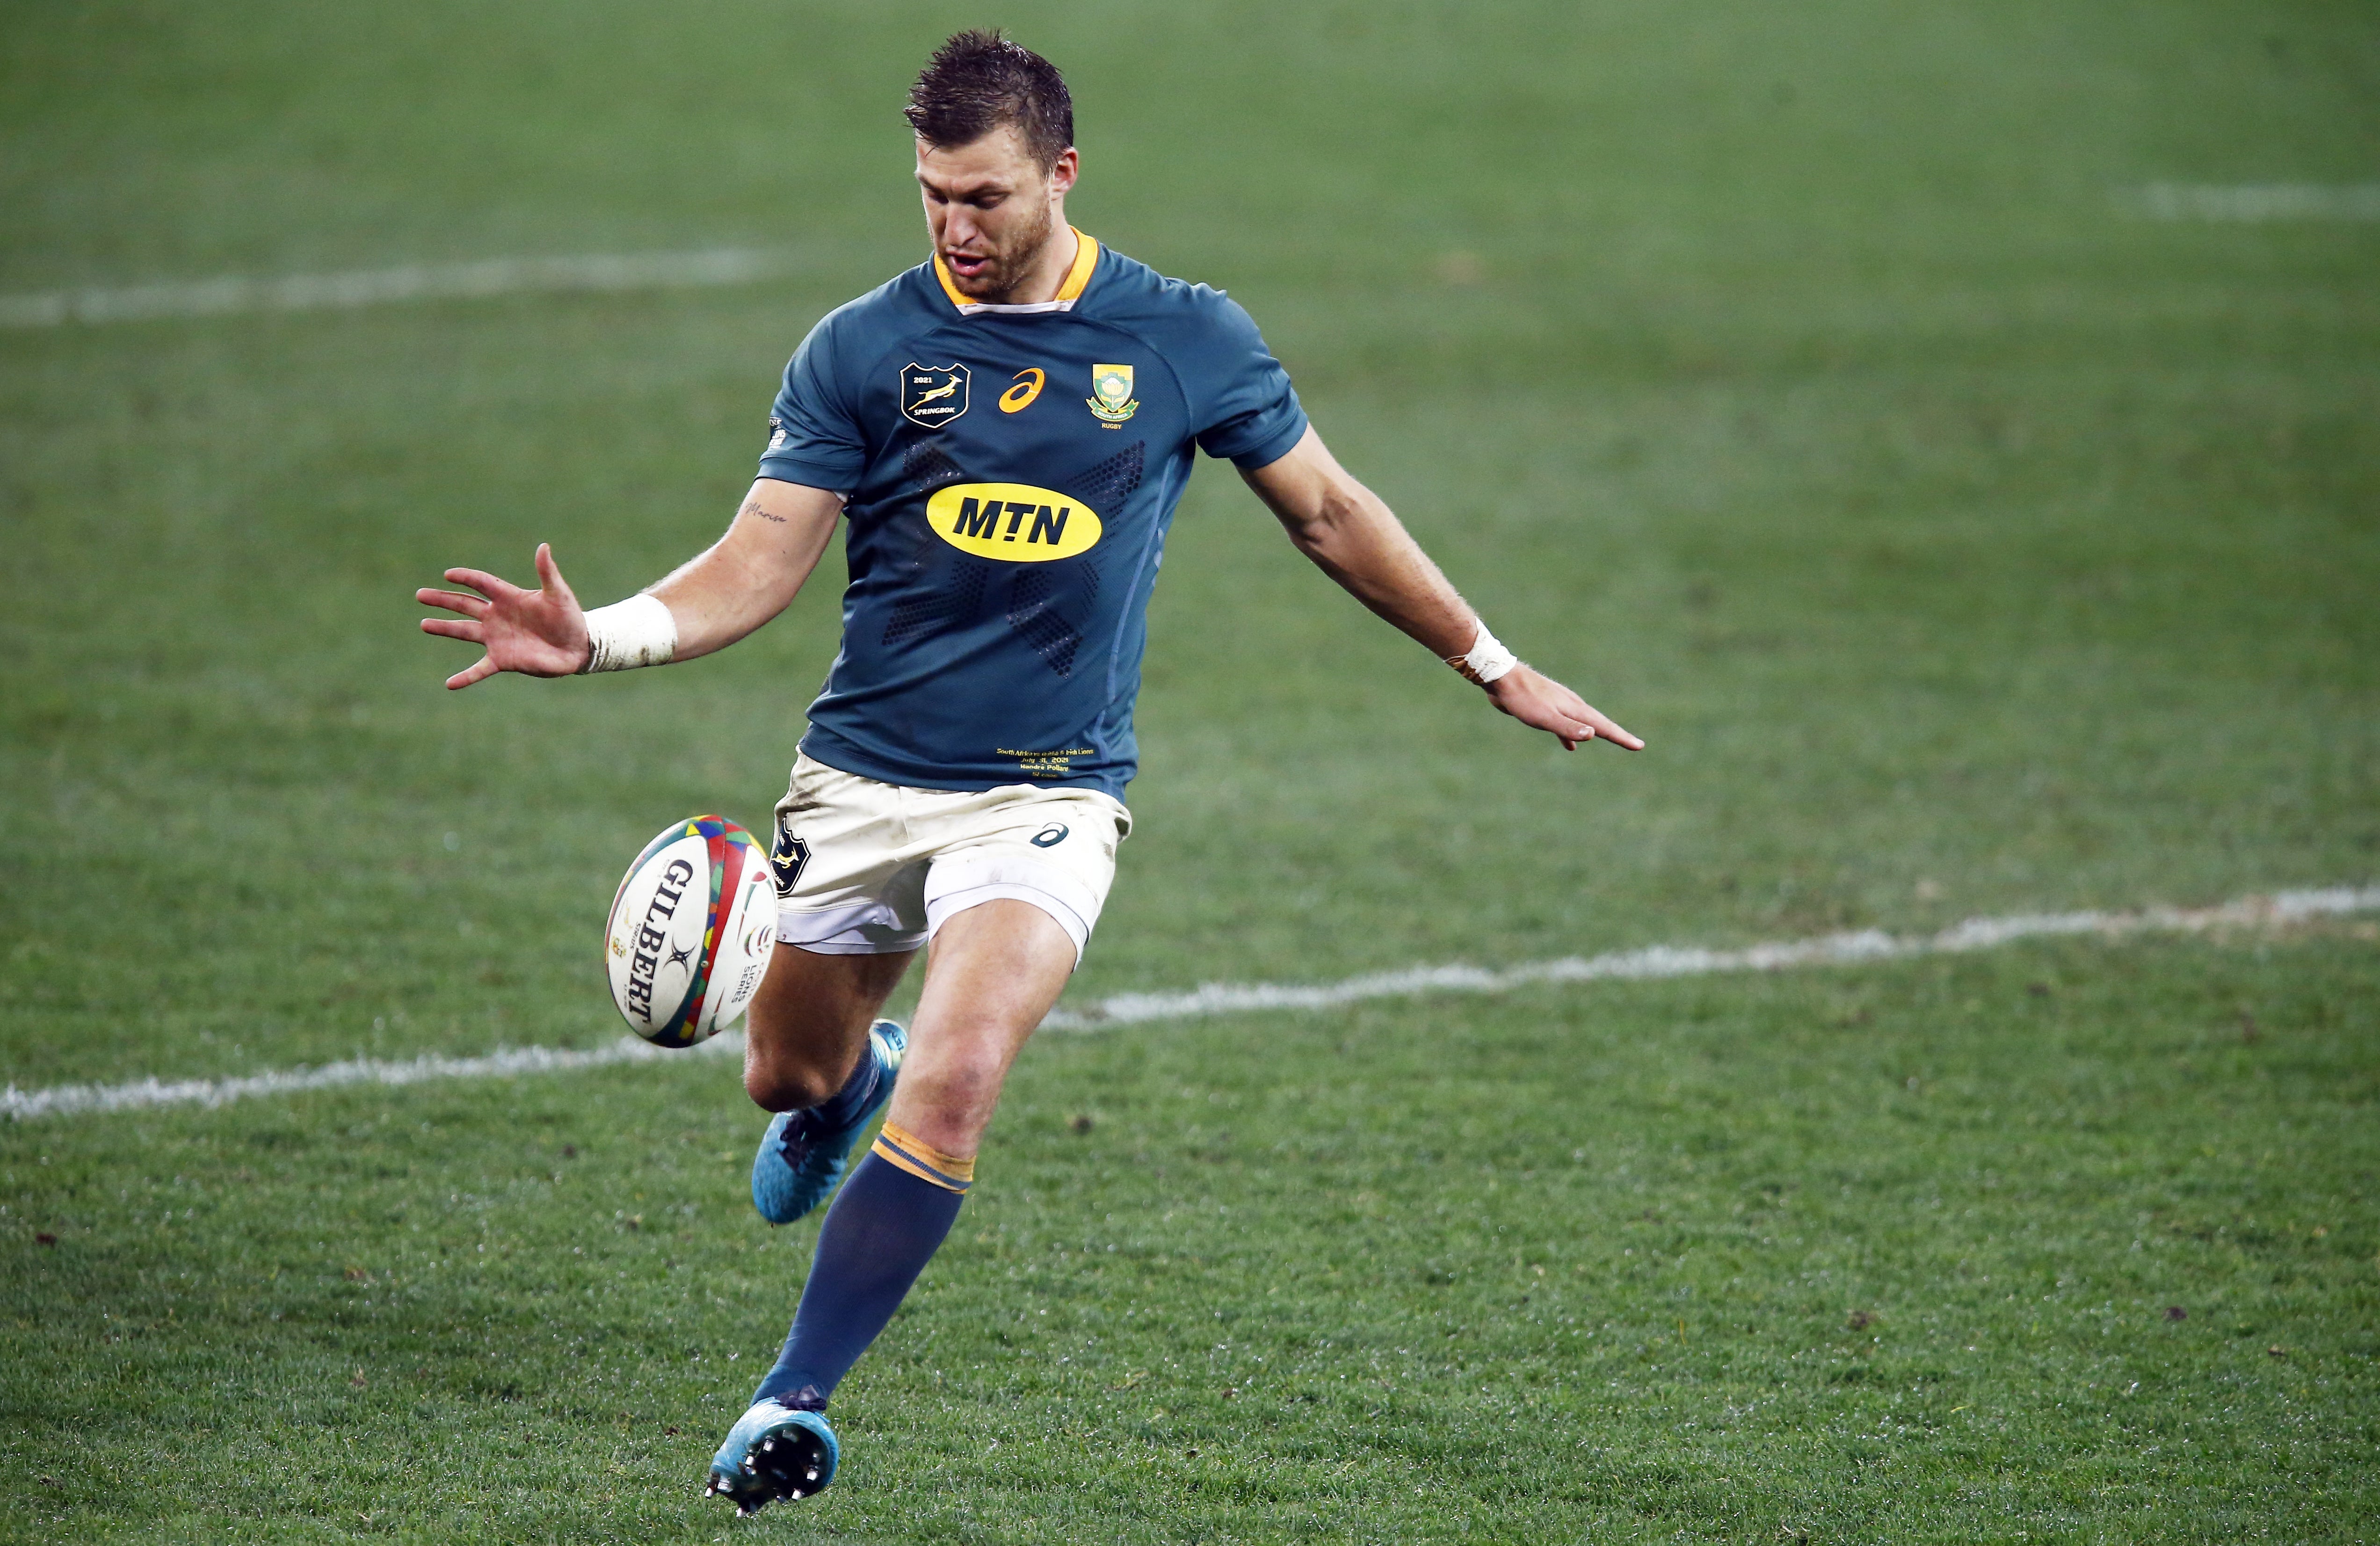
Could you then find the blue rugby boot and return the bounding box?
[751,1020,905,1225]
[705,1398,838,1515]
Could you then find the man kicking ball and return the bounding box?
[417,29,1640,1514]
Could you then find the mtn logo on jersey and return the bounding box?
[926,483,1103,562]
[900,363,970,428]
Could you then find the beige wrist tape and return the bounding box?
[1445,622,1518,686]
[580,594,678,674]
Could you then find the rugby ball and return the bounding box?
[604,814,776,1047]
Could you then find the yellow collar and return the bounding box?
[934,227,1099,314]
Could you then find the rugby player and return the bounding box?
[417,29,1640,1514]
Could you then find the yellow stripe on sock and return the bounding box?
[872,1121,976,1193]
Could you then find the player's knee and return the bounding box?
[901,1045,1007,1125]
[743,1056,840,1114]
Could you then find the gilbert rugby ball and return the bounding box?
[605,814,776,1047]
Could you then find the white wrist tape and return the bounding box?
[580,594,678,674]
[1446,622,1518,686]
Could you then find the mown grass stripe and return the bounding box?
[6,885,2369,1122]
[0,248,806,328]
[17,177,2380,331]
[2124,183,2380,221]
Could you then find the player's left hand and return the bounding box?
[1484,665,1644,752]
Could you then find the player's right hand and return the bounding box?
[416,542,591,690]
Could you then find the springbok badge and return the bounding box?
[900,362,970,429]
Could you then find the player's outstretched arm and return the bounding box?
[1239,427,1643,752]
[416,479,844,690]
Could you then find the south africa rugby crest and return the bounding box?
[1087,363,1138,425]
[900,362,970,429]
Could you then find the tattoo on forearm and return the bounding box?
[740,498,787,525]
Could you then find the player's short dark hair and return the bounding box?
[905,29,1074,168]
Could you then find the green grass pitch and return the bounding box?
[3,1,2377,1540]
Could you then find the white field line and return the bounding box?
[1,1033,748,1121]
[12,184,2374,326]
[1042,885,2379,1028]
[2126,183,2380,223]
[0,248,803,329]
[5,885,2373,1122]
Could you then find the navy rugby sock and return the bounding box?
[753,1122,971,1411]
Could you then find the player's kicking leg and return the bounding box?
[707,900,1076,1515]
[743,943,914,1226]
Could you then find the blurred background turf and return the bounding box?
[1,1,2374,1080]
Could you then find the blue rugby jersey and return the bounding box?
[757,231,1307,800]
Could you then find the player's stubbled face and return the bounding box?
[916,126,1067,303]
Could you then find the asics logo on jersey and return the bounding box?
[927,483,1103,562]
[899,362,970,428]
[999,368,1046,413]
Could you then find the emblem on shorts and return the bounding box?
[771,811,812,897]
[1086,363,1138,425]
[901,362,970,429]
[1030,823,1069,848]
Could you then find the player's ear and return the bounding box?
[1047,146,1078,195]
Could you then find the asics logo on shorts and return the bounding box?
[1030,824,1069,848]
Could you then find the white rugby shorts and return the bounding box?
[768,753,1130,967]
